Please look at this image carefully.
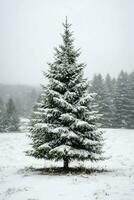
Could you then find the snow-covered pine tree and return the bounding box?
[114,71,130,128]
[29,18,104,170]
[126,71,134,128]
[0,97,4,132]
[90,74,112,128]
[104,74,116,127]
[4,98,20,132]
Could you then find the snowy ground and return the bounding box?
[0,129,134,200]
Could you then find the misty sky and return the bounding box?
[0,0,134,85]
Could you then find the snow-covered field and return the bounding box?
[0,129,134,200]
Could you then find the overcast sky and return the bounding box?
[0,0,133,85]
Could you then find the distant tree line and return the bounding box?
[89,70,134,129]
[0,98,20,132]
[0,70,133,130]
[0,85,39,132]
[0,84,40,118]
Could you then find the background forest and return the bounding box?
[0,70,134,130]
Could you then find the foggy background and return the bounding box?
[0,0,134,85]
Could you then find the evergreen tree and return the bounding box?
[126,71,134,128]
[0,97,4,132]
[114,71,130,128]
[90,74,111,127]
[4,98,20,132]
[29,19,104,170]
[104,74,116,127]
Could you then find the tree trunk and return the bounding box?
[63,157,69,170]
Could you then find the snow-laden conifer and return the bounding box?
[3,98,20,132]
[0,98,4,132]
[124,71,134,128]
[28,18,104,169]
[90,74,112,128]
[114,71,130,128]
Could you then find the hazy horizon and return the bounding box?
[1,0,134,85]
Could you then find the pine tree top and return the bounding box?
[53,17,80,65]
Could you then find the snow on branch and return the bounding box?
[46,89,62,98]
[53,97,75,111]
[79,93,94,105]
[61,131,78,139]
[50,78,66,90]
[72,119,95,130]
[52,127,78,139]
[38,142,51,150]
[49,144,101,159]
[82,138,100,146]
[64,90,76,102]
[60,113,75,122]
[34,123,50,131]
